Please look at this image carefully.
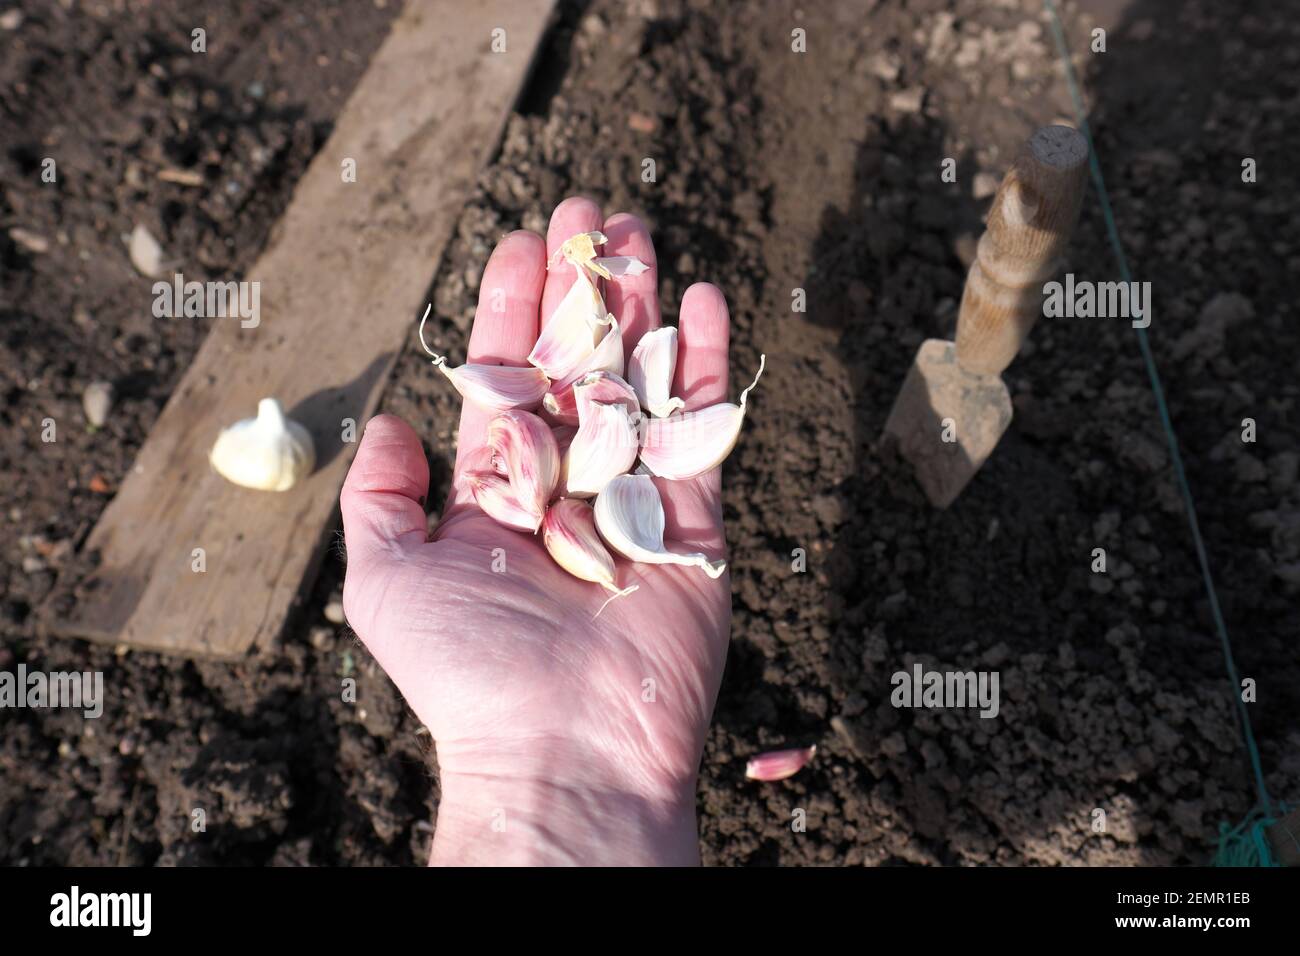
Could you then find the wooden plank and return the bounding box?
[48,0,557,658]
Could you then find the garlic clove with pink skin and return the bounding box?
[465,470,542,533]
[593,474,726,578]
[561,401,639,497]
[628,326,685,419]
[572,371,640,422]
[486,409,560,524]
[430,357,550,412]
[418,305,549,411]
[542,498,639,616]
[638,354,765,480]
[528,264,612,382]
[552,315,625,390]
[551,424,578,457]
[744,745,817,782]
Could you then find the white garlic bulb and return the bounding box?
[210,398,315,492]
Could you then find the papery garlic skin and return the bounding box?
[486,410,560,525]
[592,256,649,278]
[561,402,639,497]
[466,470,541,533]
[542,499,639,614]
[638,354,765,480]
[431,356,549,411]
[745,746,817,782]
[210,398,315,492]
[593,474,726,578]
[628,326,685,418]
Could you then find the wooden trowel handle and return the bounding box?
[954,125,1089,377]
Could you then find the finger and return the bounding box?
[450,231,548,503]
[340,415,430,568]
[466,230,546,365]
[658,283,731,551]
[540,195,605,331]
[673,282,730,411]
[601,212,659,361]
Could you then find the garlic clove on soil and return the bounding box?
[210,397,315,492]
[638,354,765,480]
[744,745,816,782]
[593,474,726,578]
[627,326,685,418]
[486,409,560,525]
[542,498,639,615]
[561,401,639,497]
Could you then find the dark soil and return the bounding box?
[3,0,1297,866]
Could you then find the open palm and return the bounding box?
[340,198,734,864]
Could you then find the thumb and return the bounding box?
[340,414,430,575]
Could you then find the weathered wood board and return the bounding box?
[50,0,556,658]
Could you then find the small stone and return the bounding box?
[973,171,1000,200]
[324,600,345,624]
[9,227,49,254]
[0,9,23,30]
[22,556,47,574]
[309,626,333,649]
[863,51,901,82]
[83,381,115,427]
[128,224,165,278]
[889,87,925,114]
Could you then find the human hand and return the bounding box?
[339,197,734,865]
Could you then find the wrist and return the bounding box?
[428,738,700,866]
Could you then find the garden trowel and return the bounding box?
[883,125,1089,508]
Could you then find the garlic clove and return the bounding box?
[561,401,639,497]
[551,424,578,457]
[627,326,685,418]
[542,498,639,615]
[543,368,639,426]
[430,355,550,411]
[593,474,726,578]
[466,470,542,533]
[210,397,315,492]
[638,354,765,480]
[550,315,626,392]
[542,384,579,426]
[487,409,560,523]
[573,371,640,422]
[744,745,817,782]
[528,263,611,381]
[418,303,549,411]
